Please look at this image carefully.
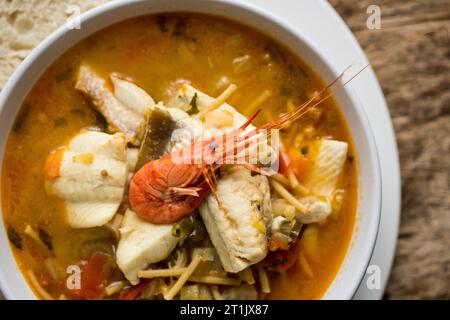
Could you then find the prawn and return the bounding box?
[129,65,368,224]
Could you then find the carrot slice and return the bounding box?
[43,148,65,180]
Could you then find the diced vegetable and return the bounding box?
[191,247,223,276]
[288,148,312,181]
[279,147,312,182]
[278,149,291,176]
[78,251,113,299]
[204,108,234,127]
[172,214,207,247]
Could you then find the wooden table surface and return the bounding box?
[0,0,449,300]
[330,0,450,299]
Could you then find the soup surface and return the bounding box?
[2,13,357,300]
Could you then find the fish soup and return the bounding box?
[2,13,357,300]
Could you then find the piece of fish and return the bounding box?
[116,104,202,283]
[75,65,154,144]
[199,166,271,273]
[168,85,274,273]
[296,139,348,223]
[44,131,128,228]
[116,209,178,285]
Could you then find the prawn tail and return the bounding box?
[262,63,370,132]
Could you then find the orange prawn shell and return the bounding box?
[129,154,209,224]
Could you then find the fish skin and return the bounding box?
[75,65,150,145]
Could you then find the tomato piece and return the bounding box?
[78,252,111,299]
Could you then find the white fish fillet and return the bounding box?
[303,139,348,197]
[75,65,154,144]
[111,74,155,116]
[44,131,128,228]
[297,139,348,223]
[116,106,199,284]
[199,166,271,273]
[116,209,178,285]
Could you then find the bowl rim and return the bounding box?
[0,0,381,300]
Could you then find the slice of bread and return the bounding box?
[0,0,108,89]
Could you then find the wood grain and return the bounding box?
[330,0,450,299]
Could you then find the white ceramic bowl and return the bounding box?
[0,0,381,300]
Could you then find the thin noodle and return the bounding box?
[270,180,307,212]
[247,90,272,114]
[198,84,237,118]
[24,225,48,249]
[164,255,202,300]
[257,268,271,293]
[270,174,290,187]
[138,268,188,279]
[188,275,241,286]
